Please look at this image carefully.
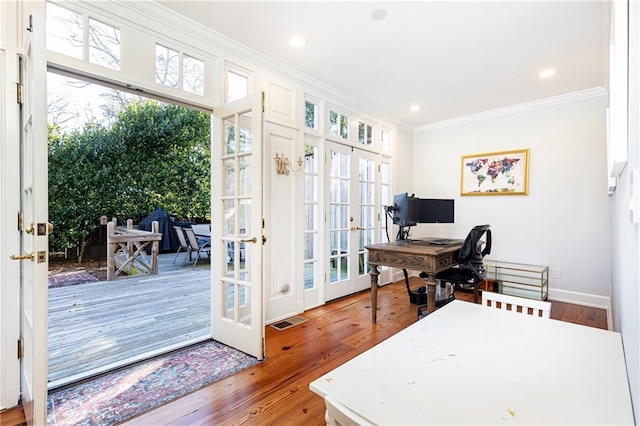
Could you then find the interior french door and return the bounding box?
[325,142,378,301]
[211,93,264,360]
[16,12,49,425]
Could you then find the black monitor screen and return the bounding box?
[392,193,419,227]
[417,198,455,223]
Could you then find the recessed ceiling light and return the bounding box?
[289,35,307,48]
[409,105,421,112]
[371,9,388,20]
[538,68,557,79]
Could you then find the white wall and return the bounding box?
[411,93,611,302]
[395,126,414,195]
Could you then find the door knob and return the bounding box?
[240,237,258,243]
[10,253,35,261]
[24,222,54,235]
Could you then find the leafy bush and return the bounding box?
[48,100,211,261]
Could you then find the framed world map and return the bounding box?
[461,149,529,196]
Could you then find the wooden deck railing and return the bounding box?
[106,218,162,281]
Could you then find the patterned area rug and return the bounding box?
[47,340,260,425]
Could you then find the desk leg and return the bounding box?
[370,265,380,323]
[425,275,438,315]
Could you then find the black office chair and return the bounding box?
[435,224,492,304]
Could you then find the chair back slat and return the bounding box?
[483,291,551,319]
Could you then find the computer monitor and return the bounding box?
[417,198,455,223]
[392,193,419,227]
[390,194,455,241]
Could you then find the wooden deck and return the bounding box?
[48,252,211,389]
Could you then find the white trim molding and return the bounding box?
[414,87,608,133]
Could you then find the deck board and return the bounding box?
[47,253,211,389]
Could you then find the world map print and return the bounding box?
[461,149,529,195]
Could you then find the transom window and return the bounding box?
[358,121,373,146]
[329,110,349,140]
[305,100,319,131]
[381,129,391,152]
[227,70,249,102]
[47,2,121,71]
[155,44,205,96]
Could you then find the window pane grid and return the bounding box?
[304,145,319,290]
[329,150,350,283]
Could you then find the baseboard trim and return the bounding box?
[548,288,612,330]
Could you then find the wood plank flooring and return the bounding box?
[48,253,211,389]
[123,280,607,426]
[2,277,608,426]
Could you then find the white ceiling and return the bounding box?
[157,1,610,128]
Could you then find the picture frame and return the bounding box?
[460,148,529,196]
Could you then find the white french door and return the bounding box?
[325,142,378,301]
[15,12,49,425]
[211,93,264,360]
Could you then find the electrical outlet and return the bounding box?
[551,267,561,278]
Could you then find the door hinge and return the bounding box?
[17,339,23,359]
[17,212,24,231]
[262,218,265,229]
[16,83,23,104]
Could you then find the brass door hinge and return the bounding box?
[16,83,23,104]
[17,339,23,359]
[17,212,23,231]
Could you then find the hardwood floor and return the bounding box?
[1,278,608,426]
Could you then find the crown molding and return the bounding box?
[413,87,608,134]
[92,0,401,127]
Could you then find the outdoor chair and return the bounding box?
[172,226,191,264]
[184,227,212,268]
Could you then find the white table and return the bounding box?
[310,300,634,425]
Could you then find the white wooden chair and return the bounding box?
[324,395,370,426]
[482,291,551,319]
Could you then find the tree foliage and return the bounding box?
[48,100,211,261]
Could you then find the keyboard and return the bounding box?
[428,239,458,245]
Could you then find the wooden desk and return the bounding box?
[366,239,462,322]
[310,300,635,425]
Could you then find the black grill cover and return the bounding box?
[139,207,193,253]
